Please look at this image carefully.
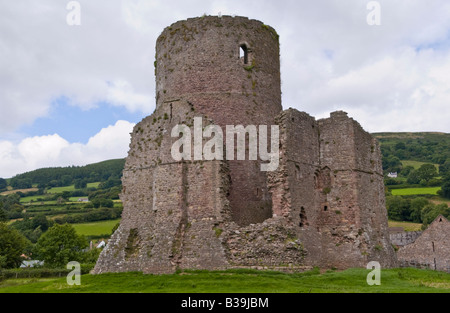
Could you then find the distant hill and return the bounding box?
[373,132,450,166]
[9,159,126,189]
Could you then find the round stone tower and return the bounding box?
[155,16,282,225]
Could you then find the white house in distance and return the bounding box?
[388,172,398,178]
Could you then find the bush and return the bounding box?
[409,197,430,223]
[385,195,433,223]
[385,178,402,186]
[34,224,88,268]
[0,264,95,282]
[0,178,7,191]
[427,177,442,187]
[386,196,411,221]
[91,198,114,209]
[53,207,122,225]
[0,209,6,223]
[6,211,23,220]
[0,223,29,269]
[442,177,450,199]
[84,202,94,209]
[421,203,450,229]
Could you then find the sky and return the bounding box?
[1,0,450,178]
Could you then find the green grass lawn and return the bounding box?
[72,219,120,237]
[0,268,449,293]
[391,187,441,196]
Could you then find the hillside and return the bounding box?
[6,159,125,190]
[373,132,450,166]
[372,132,450,227]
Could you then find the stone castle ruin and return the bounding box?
[397,215,450,272]
[93,16,397,274]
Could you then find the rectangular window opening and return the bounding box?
[240,45,248,64]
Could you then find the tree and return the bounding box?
[0,193,20,211]
[441,175,450,199]
[400,165,414,178]
[383,155,402,173]
[427,177,442,187]
[10,178,32,189]
[74,179,87,189]
[61,175,73,187]
[0,178,7,191]
[0,223,28,268]
[61,191,72,200]
[386,196,410,221]
[439,160,450,177]
[416,164,438,183]
[99,177,122,189]
[395,142,406,150]
[407,170,421,185]
[0,209,6,222]
[31,214,50,232]
[91,198,114,209]
[421,203,450,229]
[34,224,88,267]
[409,197,429,223]
[82,248,101,264]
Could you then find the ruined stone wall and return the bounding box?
[93,101,232,274]
[390,231,422,247]
[268,109,323,265]
[155,16,282,226]
[268,110,397,269]
[316,111,396,269]
[397,216,450,272]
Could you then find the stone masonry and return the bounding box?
[390,231,422,247]
[93,16,397,274]
[397,215,450,272]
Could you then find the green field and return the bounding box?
[391,187,441,196]
[0,268,449,293]
[20,195,49,203]
[401,160,439,172]
[17,182,101,203]
[72,219,120,237]
[46,182,100,194]
[388,220,423,232]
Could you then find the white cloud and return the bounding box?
[299,46,450,133]
[2,0,450,134]
[0,1,155,134]
[0,121,135,178]
[18,134,71,170]
[106,80,153,114]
